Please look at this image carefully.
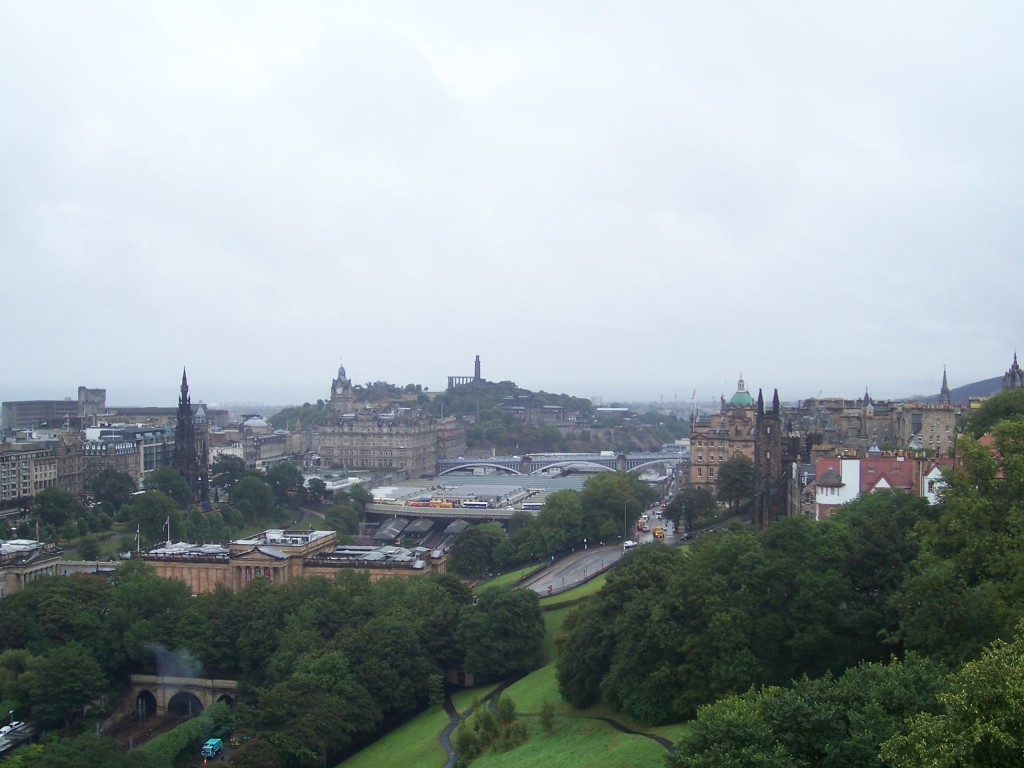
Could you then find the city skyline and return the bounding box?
[2,4,1020,407]
[0,353,1010,411]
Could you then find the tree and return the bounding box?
[104,566,192,674]
[306,477,327,501]
[960,388,1024,438]
[265,462,306,507]
[240,680,351,766]
[144,467,192,508]
[457,588,543,681]
[121,491,182,546]
[211,454,248,490]
[231,736,282,768]
[324,502,360,535]
[670,654,947,768]
[580,473,654,542]
[231,475,275,522]
[26,643,106,728]
[881,626,1024,768]
[716,454,754,515]
[348,483,372,509]
[91,469,136,514]
[77,535,101,561]
[31,488,84,533]
[530,490,583,556]
[26,732,135,768]
[890,418,1024,664]
[448,524,506,579]
[350,615,434,719]
[668,487,717,531]
[539,699,557,734]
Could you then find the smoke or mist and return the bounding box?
[147,643,204,678]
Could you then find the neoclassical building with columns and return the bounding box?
[142,528,443,594]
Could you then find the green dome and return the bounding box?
[730,375,755,407]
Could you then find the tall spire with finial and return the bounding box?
[940,366,951,405]
[1004,353,1024,390]
[172,367,208,513]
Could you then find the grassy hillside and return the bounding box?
[336,582,687,768]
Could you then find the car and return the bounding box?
[623,540,638,549]
[0,722,23,737]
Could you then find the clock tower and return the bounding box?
[329,361,354,415]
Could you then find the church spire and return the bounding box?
[1005,352,1024,390]
[940,366,951,405]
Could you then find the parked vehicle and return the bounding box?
[201,738,223,758]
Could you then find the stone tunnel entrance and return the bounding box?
[167,691,204,717]
[135,690,157,718]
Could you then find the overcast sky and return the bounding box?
[3,2,1021,408]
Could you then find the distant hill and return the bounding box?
[918,376,1005,404]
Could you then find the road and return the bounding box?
[527,545,624,595]
[526,513,677,596]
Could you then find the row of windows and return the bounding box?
[693,468,716,478]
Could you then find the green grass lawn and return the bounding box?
[336,572,683,768]
[468,719,668,768]
[338,705,450,768]
[539,571,609,607]
[451,684,501,714]
[475,564,546,591]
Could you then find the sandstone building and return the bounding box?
[317,362,465,477]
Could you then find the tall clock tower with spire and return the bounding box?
[329,360,355,415]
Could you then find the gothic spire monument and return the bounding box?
[172,368,210,508]
[1003,353,1024,390]
[940,366,951,405]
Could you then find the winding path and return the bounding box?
[437,683,674,767]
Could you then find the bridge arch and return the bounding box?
[626,459,682,474]
[528,461,615,475]
[436,462,523,476]
[216,693,235,707]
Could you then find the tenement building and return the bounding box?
[317,362,465,477]
[0,443,58,507]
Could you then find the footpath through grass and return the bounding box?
[336,576,687,768]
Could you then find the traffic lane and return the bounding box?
[529,546,624,595]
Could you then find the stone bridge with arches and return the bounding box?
[435,450,686,477]
[128,674,238,719]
